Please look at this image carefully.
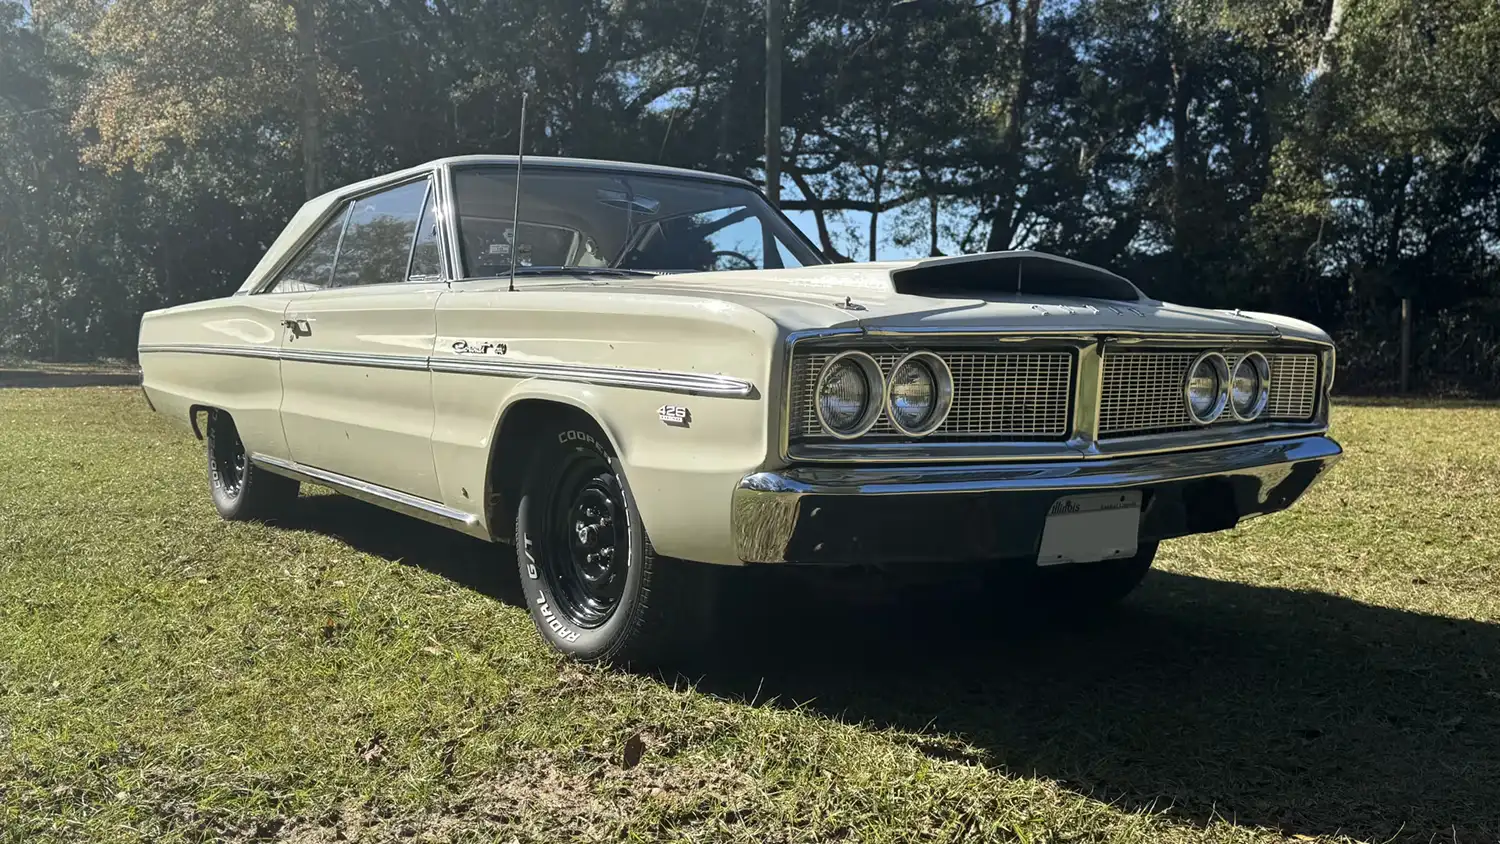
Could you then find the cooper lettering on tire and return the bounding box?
[204,409,299,522]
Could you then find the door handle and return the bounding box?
[282,318,313,337]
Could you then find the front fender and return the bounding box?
[432,375,772,565]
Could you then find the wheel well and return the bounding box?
[188,404,216,440]
[486,400,610,544]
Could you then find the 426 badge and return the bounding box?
[658,405,691,428]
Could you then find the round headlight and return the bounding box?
[885,351,953,436]
[815,351,883,439]
[1184,351,1230,424]
[1230,352,1270,421]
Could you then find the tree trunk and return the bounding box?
[1399,298,1411,393]
[928,185,942,257]
[1316,0,1352,78]
[1169,45,1191,285]
[1310,0,1352,133]
[984,0,1042,253]
[868,172,881,262]
[1386,155,1412,392]
[294,1,323,200]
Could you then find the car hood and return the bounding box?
[608,253,1328,342]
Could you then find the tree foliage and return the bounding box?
[1,0,1498,392]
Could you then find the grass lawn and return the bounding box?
[1,389,1498,843]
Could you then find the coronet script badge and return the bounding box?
[451,339,507,355]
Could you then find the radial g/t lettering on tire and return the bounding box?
[515,420,710,664]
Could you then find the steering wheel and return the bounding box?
[710,250,758,271]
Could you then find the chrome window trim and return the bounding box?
[779,328,1333,464]
[442,162,827,281]
[136,343,756,399]
[403,180,442,282]
[250,171,442,296]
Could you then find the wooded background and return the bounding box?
[2,0,1498,393]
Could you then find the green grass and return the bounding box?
[1,389,1497,843]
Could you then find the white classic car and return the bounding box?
[139,155,1342,663]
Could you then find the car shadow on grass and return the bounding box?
[272,492,525,607]
[693,568,1500,843]
[267,494,1499,842]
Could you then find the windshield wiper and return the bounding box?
[507,266,661,278]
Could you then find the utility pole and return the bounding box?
[765,0,782,207]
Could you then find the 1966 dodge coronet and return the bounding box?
[139,155,1342,662]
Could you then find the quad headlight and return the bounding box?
[814,351,884,439]
[1230,352,1270,421]
[1184,351,1231,424]
[885,351,953,436]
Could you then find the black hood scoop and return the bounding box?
[889,251,1146,302]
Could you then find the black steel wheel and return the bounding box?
[540,453,631,629]
[205,409,300,522]
[515,418,721,665]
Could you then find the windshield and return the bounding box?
[451,165,824,278]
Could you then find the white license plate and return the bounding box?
[1036,491,1142,566]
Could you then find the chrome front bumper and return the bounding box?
[732,434,1342,564]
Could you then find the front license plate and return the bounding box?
[1036,491,1142,566]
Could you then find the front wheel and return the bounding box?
[514,422,715,665]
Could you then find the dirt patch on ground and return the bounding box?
[0,365,141,388]
[278,743,769,844]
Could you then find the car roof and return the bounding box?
[319,156,757,206]
[434,155,756,187]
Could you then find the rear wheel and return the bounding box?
[205,409,299,521]
[515,422,716,665]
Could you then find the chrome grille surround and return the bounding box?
[782,329,1332,463]
[1097,350,1321,437]
[791,349,1074,440]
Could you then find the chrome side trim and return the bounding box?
[137,343,282,360]
[251,454,483,532]
[134,343,756,398]
[734,433,1343,563]
[429,357,757,398]
[278,348,430,371]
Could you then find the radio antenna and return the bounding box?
[508,92,527,293]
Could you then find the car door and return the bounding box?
[275,176,447,501]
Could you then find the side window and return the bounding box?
[331,180,429,288]
[266,208,347,293]
[408,187,442,279]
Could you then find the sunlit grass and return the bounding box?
[0,389,1495,842]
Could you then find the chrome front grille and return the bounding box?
[791,350,1074,440]
[1097,350,1320,437]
